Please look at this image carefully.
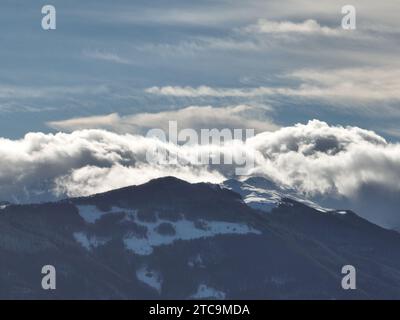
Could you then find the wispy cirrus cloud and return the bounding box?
[83,49,133,65]
[145,86,276,98]
[146,67,400,115]
[0,84,110,100]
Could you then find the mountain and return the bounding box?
[223,176,333,213]
[1,176,400,299]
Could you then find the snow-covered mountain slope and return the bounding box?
[1,177,400,299]
[222,177,333,213]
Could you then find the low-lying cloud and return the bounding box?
[1,120,400,227]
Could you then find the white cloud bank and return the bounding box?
[3,119,400,226]
[1,119,400,207]
[248,120,399,197]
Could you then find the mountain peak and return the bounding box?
[68,176,247,223]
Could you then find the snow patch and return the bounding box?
[225,180,332,213]
[73,232,110,251]
[136,266,162,294]
[123,212,261,255]
[188,254,205,268]
[76,205,127,223]
[190,284,226,300]
[76,205,107,224]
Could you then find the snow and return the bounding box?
[76,205,107,224]
[188,254,205,268]
[73,232,110,251]
[76,205,126,223]
[244,191,280,212]
[245,196,268,203]
[123,210,261,256]
[190,284,226,300]
[120,209,138,223]
[269,275,289,287]
[136,266,162,294]
[224,180,332,213]
[230,183,289,212]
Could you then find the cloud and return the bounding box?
[83,0,400,32]
[48,113,122,131]
[146,68,400,113]
[132,18,355,57]
[53,163,225,199]
[0,129,229,202]
[247,120,395,197]
[246,120,400,227]
[2,120,400,227]
[0,84,110,100]
[47,105,278,134]
[134,37,263,55]
[381,127,400,139]
[83,50,133,65]
[146,86,276,98]
[241,19,340,36]
[287,68,400,102]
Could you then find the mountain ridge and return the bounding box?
[1,176,400,299]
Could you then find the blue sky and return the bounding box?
[1,0,400,139]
